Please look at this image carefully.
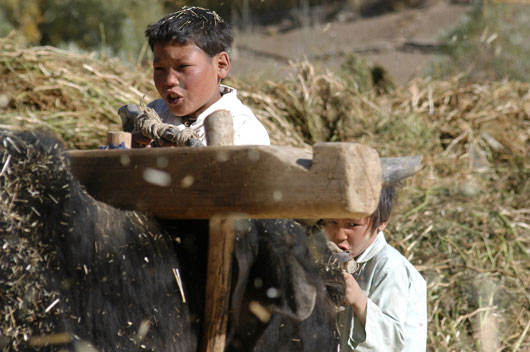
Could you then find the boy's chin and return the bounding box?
[167,105,191,118]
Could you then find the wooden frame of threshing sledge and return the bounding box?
[67,110,422,352]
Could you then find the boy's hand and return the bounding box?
[131,131,153,148]
[119,104,204,148]
[343,271,368,326]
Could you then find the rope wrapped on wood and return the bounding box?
[118,104,204,147]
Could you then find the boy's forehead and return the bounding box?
[152,42,210,61]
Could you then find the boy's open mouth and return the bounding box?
[338,243,350,252]
[166,92,182,105]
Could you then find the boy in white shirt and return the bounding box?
[323,186,427,351]
[132,6,270,147]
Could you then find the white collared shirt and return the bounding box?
[147,85,270,146]
[337,231,427,351]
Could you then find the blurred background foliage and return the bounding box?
[0,0,341,57]
[2,0,529,81]
[0,0,167,60]
[430,0,530,82]
[0,0,426,62]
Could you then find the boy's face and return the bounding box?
[324,218,387,259]
[153,42,230,118]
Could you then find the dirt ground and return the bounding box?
[229,0,470,84]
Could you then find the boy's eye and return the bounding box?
[347,222,360,228]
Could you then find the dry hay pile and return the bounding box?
[377,77,529,351]
[0,34,157,149]
[0,33,303,149]
[1,34,529,351]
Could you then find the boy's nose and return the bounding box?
[165,69,180,87]
[332,227,348,242]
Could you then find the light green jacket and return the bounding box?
[337,232,427,351]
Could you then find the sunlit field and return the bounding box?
[1,1,529,350]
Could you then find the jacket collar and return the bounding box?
[355,231,386,264]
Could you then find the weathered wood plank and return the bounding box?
[201,216,235,352]
[67,142,382,219]
[201,109,236,352]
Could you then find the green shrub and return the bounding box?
[340,54,395,94]
[431,0,530,81]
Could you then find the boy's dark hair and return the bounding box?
[145,6,233,57]
[369,185,396,233]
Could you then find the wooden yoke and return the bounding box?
[68,144,381,218]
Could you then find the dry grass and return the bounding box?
[0,32,305,150]
[236,64,530,351]
[1,34,529,351]
[431,2,530,82]
[0,32,156,149]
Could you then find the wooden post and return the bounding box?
[202,110,235,352]
[106,131,131,149]
[204,110,234,146]
[201,216,235,352]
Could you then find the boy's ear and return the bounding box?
[215,51,230,80]
[376,221,388,233]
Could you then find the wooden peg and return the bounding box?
[106,131,131,149]
[204,110,234,146]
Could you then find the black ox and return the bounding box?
[0,130,342,352]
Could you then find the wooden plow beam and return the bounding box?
[68,142,383,219]
[67,111,421,352]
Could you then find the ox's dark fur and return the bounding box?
[227,219,341,351]
[1,130,342,352]
[1,130,196,351]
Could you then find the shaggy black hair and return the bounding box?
[369,185,396,233]
[145,6,233,57]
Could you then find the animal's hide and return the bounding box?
[0,129,344,352]
[0,130,196,351]
[226,219,342,352]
